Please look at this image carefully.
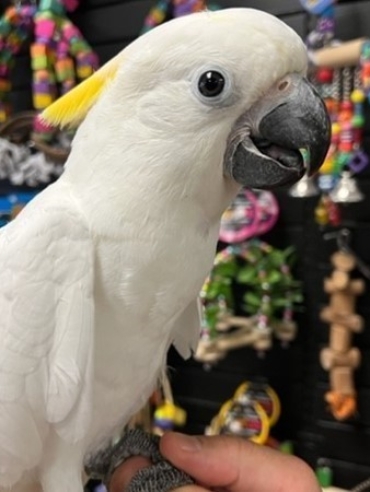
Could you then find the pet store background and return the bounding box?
[1,0,370,490]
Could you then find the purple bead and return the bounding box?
[349,150,369,174]
[318,17,335,33]
[33,81,52,92]
[174,0,198,16]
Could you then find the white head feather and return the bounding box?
[45,9,308,229]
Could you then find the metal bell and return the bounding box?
[289,173,320,198]
[329,171,364,203]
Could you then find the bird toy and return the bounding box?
[141,0,218,33]
[206,381,281,446]
[218,188,279,244]
[0,2,36,123]
[291,0,369,223]
[320,230,366,421]
[0,0,98,137]
[299,0,337,50]
[195,242,302,364]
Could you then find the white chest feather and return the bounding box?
[87,218,219,451]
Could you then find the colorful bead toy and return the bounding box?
[301,0,337,50]
[361,39,370,102]
[141,0,218,33]
[32,0,98,137]
[293,1,369,224]
[0,3,36,122]
[0,0,98,136]
[313,61,369,217]
[141,0,172,33]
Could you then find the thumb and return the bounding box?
[160,433,321,492]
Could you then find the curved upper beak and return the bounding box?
[224,74,331,189]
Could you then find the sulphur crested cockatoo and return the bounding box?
[0,7,330,492]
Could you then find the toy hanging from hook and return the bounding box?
[0,0,99,132]
[291,0,368,234]
[320,228,368,421]
[141,0,220,33]
[324,228,370,279]
[195,242,302,365]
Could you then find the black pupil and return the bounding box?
[198,71,225,97]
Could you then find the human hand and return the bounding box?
[109,432,321,492]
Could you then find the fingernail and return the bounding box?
[174,433,202,452]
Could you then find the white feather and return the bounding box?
[172,299,203,359]
[0,182,94,489]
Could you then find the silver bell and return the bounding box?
[330,171,364,203]
[289,173,320,198]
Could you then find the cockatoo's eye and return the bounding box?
[192,67,233,107]
[198,71,225,97]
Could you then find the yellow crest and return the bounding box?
[40,54,121,129]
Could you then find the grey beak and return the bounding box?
[225,74,331,189]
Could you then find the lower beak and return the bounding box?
[225,74,331,189]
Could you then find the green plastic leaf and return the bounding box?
[271,298,286,307]
[267,270,282,284]
[244,291,261,307]
[215,261,237,278]
[292,293,304,303]
[237,267,256,284]
[206,283,222,300]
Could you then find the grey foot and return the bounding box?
[127,460,194,492]
[85,428,194,491]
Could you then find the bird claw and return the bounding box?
[85,428,194,491]
[126,459,194,492]
[105,428,162,481]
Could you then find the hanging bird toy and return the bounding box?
[141,0,217,33]
[292,1,369,226]
[0,0,98,136]
[195,242,302,364]
[320,230,366,421]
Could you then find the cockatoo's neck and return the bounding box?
[61,118,240,236]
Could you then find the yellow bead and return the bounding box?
[77,65,93,79]
[331,122,341,135]
[320,158,334,174]
[350,89,365,104]
[315,205,329,226]
[33,93,54,110]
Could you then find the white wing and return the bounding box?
[172,298,203,359]
[0,184,94,485]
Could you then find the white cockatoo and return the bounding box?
[0,8,330,492]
